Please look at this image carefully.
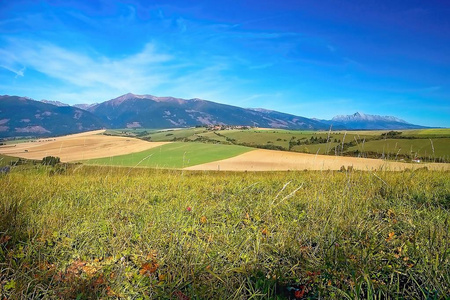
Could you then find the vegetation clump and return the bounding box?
[42,156,61,166]
[381,131,402,137]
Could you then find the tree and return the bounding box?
[42,156,60,166]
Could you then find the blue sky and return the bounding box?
[1,0,449,127]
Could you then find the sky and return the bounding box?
[0,0,449,127]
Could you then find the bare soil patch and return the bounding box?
[0,130,170,162]
[185,149,449,171]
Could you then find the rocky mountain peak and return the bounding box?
[40,100,69,107]
[332,112,406,123]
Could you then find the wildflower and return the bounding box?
[186,206,192,212]
[200,216,207,224]
[139,262,158,276]
[386,232,396,242]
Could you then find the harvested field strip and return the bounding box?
[84,142,252,168]
[0,130,168,162]
[185,148,450,171]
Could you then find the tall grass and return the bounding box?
[1,165,449,299]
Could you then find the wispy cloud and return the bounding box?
[0,38,239,103]
[1,40,171,88]
[0,48,26,77]
[0,64,25,78]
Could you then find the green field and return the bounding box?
[84,142,252,168]
[1,166,449,299]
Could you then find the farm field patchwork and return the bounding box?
[1,166,449,298]
[133,127,450,161]
[84,142,253,168]
[1,129,449,170]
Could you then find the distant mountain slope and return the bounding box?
[0,95,105,137]
[319,112,427,130]
[40,100,69,107]
[73,103,98,110]
[87,93,328,130]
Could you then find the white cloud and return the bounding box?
[0,38,241,104]
[1,40,172,90]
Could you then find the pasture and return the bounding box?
[84,142,252,168]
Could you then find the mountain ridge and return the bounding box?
[318,111,426,130]
[0,95,105,137]
[332,112,406,123]
[85,93,327,130]
[0,93,430,137]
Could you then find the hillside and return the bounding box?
[0,95,105,137]
[86,93,329,130]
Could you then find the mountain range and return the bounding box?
[85,93,328,130]
[316,112,427,130]
[0,93,427,138]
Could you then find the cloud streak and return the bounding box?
[1,40,171,88]
[0,38,240,103]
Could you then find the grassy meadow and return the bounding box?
[83,142,252,168]
[1,164,449,299]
